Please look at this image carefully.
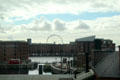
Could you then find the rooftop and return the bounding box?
[0,40,26,43]
[75,36,95,42]
[95,52,120,78]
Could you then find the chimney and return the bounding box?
[27,38,32,45]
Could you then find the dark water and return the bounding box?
[0,64,36,74]
[0,69,28,74]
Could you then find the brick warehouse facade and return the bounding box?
[29,36,115,68]
[0,41,29,63]
[29,36,115,57]
[0,36,115,65]
[29,43,78,56]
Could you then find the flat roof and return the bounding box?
[75,36,95,42]
[0,40,26,42]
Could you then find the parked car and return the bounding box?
[8,59,22,64]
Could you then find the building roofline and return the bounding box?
[75,35,96,42]
[0,40,27,43]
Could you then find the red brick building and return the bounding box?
[29,36,115,57]
[0,41,29,63]
[28,36,115,68]
[0,36,115,66]
[29,43,77,56]
[74,36,95,68]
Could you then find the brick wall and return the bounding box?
[0,41,29,63]
[29,43,78,56]
[74,41,95,68]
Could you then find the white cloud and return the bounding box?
[91,0,120,12]
[0,27,6,33]
[85,15,120,31]
[29,19,52,31]
[0,0,120,20]
[75,20,90,30]
[84,15,120,45]
[15,17,52,31]
[0,0,120,45]
[53,19,66,31]
[16,17,91,31]
[0,16,92,43]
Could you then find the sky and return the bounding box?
[0,0,120,45]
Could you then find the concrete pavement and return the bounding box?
[0,74,74,80]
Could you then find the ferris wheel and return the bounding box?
[46,34,63,44]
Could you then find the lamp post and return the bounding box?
[60,45,63,73]
[84,42,90,72]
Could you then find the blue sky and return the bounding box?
[9,11,120,25]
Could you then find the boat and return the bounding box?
[50,62,70,74]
